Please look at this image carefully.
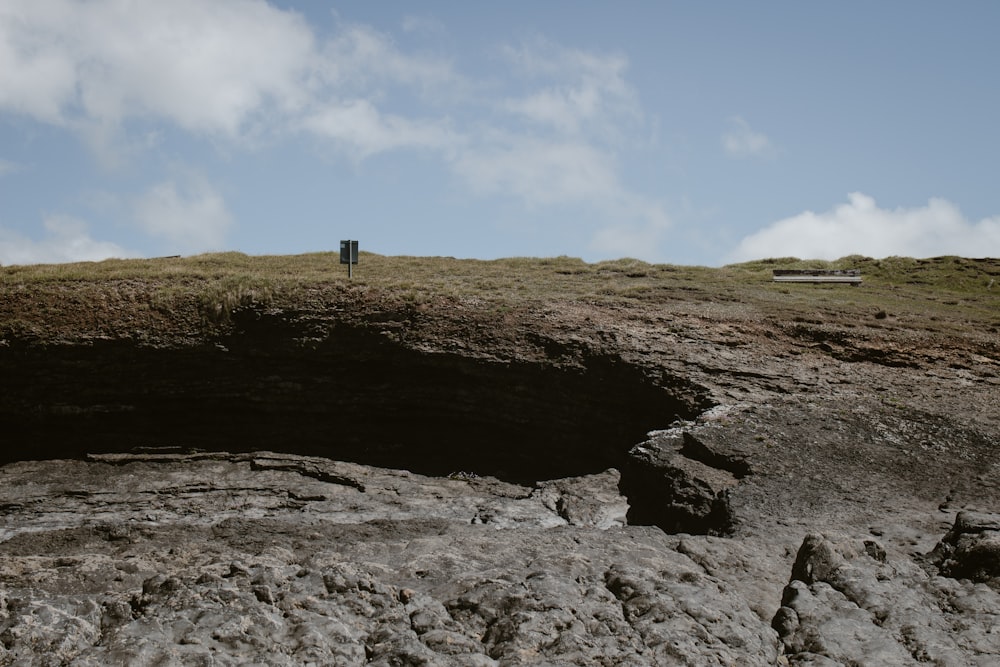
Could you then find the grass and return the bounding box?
[2,251,999,341]
[726,255,1000,324]
[6,250,995,290]
[0,251,724,307]
[731,254,1000,294]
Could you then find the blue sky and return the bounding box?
[2,1,999,266]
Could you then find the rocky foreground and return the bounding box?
[1,256,999,665]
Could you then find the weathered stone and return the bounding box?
[621,431,739,534]
[775,533,1000,665]
[928,511,1000,586]
[2,260,1000,663]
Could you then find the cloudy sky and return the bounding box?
[2,1,999,266]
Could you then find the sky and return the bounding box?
[2,1,1000,267]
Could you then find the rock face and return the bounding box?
[928,511,1000,585]
[774,528,1000,666]
[0,453,783,665]
[2,264,1000,664]
[1,453,997,666]
[0,310,709,484]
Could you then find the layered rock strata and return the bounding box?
[1,272,999,664]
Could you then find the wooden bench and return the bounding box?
[772,269,862,285]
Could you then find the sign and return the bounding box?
[340,240,358,265]
[340,240,358,278]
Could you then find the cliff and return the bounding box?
[1,253,998,665]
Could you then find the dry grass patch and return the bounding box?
[2,251,999,340]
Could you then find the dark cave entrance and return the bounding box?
[3,316,713,488]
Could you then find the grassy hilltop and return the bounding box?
[1,252,999,344]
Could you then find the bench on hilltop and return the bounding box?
[772,269,862,285]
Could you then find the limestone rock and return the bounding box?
[2,258,1000,664]
[774,532,1000,665]
[928,511,1000,586]
[621,431,740,535]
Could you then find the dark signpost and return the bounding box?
[340,240,358,278]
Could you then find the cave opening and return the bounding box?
[3,318,713,489]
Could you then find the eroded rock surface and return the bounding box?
[775,526,1000,666]
[2,265,1000,664]
[1,452,998,665]
[0,453,784,665]
[928,511,1000,585]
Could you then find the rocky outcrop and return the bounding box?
[621,430,743,535]
[0,309,710,486]
[2,263,1000,664]
[928,511,1000,585]
[774,525,1000,665]
[1,452,997,665]
[0,452,784,665]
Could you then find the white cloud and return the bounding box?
[0,0,315,136]
[0,215,134,265]
[453,132,672,260]
[0,2,461,155]
[0,3,670,260]
[722,116,774,158]
[454,137,618,205]
[319,23,459,96]
[451,40,649,213]
[452,130,672,259]
[730,192,1000,262]
[449,39,668,257]
[133,176,233,253]
[500,39,639,140]
[302,99,459,159]
[0,4,77,124]
[504,88,598,136]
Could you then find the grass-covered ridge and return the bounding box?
[731,254,1000,294]
[2,252,999,339]
[4,251,998,292]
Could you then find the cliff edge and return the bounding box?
[1,253,998,665]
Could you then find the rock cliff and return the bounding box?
[1,254,998,665]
